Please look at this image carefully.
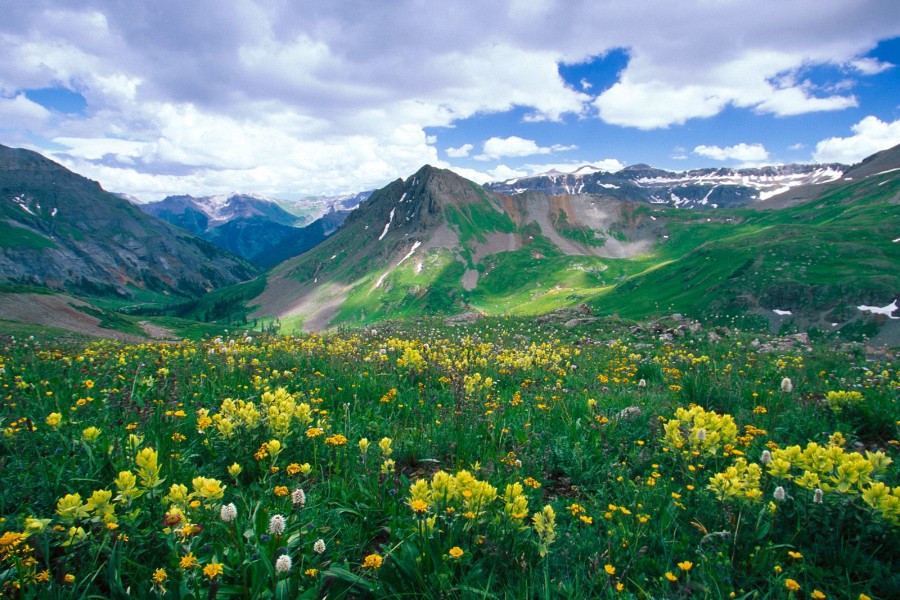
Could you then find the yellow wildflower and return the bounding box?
[362,553,383,569]
[203,562,223,580]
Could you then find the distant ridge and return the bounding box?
[0,144,257,298]
[140,193,353,267]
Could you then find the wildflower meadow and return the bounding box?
[0,316,898,599]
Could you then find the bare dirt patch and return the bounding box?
[0,293,145,342]
[138,321,178,340]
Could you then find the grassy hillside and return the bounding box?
[594,172,900,331]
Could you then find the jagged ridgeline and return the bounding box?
[247,152,900,336]
[0,144,257,298]
[139,193,364,268]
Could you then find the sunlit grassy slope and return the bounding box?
[594,172,899,324]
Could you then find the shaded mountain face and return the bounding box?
[140,193,351,267]
[486,163,847,208]
[250,154,899,336]
[0,144,257,298]
[141,193,301,235]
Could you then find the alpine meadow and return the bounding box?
[2,1,900,598]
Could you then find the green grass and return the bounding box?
[0,318,897,598]
[0,221,57,250]
[444,200,516,246]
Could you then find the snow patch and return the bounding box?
[378,207,396,241]
[773,309,792,316]
[373,241,422,290]
[869,167,900,178]
[51,208,58,217]
[396,241,421,266]
[893,237,900,243]
[857,300,899,319]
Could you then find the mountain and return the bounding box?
[141,193,302,235]
[248,164,681,329]
[486,162,846,208]
[140,193,352,267]
[247,149,899,337]
[275,191,372,222]
[0,144,257,298]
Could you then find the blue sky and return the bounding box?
[1,1,899,200]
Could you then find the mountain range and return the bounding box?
[247,147,900,337]
[485,162,846,208]
[0,144,256,299]
[139,193,353,267]
[1,141,898,342]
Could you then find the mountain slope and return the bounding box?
[248,151,899,335]
[249,165,676,329]
[0,144,257,298]
[140,193,351,267]
[589,158,900,335]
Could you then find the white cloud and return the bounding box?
[694,143,769,162]
[851,58,893,75]
[0,93,52,127]
[813,116,900,164]
[485,158,625,182]
[446,143,473,158]
[0,1,897,197]
[475,136,576,161]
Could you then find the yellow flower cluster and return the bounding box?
[408,470,498,520]
[397,346,426,371]
[261,387,311,438]
[532,505,557,557]
[707,458,763,503]
[824,390,864,413]
[861,482,900,525]
[663,405,737,456]
[766,437,891,494]
[503,482,530,521]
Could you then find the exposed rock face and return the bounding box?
[0,144,257,298]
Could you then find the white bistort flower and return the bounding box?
[275,554,292,574]
[220,503,237,523]
[781,377,793,393]
[314,539,326,554]
[292,488,306,507]
[268,514,286,535]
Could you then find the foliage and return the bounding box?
[0,317,898,598]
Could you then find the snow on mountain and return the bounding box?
[486,163,848,209]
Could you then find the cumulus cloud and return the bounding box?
[850,58,894,75]
[475,136,577,161]
[694,143,769,162]
[446,144,473,158]
[0,1,897,197]
[485,158,625,182]
[813,116,900,164]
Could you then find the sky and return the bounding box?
[1,1,900,202]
